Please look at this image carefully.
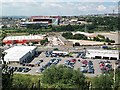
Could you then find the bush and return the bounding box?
[41,65,86,88]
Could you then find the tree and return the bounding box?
[41,65,86,89]
[62,32,73,39]
[40,38,48,45]
[74,42,80,46]
[105,37,110,42]
[53,48,59,51]
[114,69,120,90]
[91,74,113,90]
[65,24,74,31]
[93,37,100,41]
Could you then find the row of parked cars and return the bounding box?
[80,60,95,73]
[63,59,77,69]
[99,60,112,73]
[2,66,31,73]
[22,60,43,67]
[36,58,62,73]
[45,51,69,57]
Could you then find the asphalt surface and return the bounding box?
[7,51,116,77]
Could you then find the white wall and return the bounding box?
[86,49,119,60]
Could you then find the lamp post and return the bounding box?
[113,61,116,90]
[104,20,106,30]
[84,18,87,32]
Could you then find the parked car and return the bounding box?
[80,66,87,73]
[52,60,59,65]
[70,59,76,63]
[87,66,94,73]
[64,60,70,65]
[82,60,88,65]
[22,68,31,73]
[28,64,34,67]
[16,67,23,72]
[115,60,120,65]
[88,61,93,66]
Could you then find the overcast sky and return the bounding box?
[0,0,119,16]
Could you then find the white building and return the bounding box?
[52,51,69,55]
[86,49,120,60]
[4,46,37,64]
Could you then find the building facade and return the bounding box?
[86,49,120,60]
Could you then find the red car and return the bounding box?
[99,63,104,67]
[82,60,88,65]
[70,59,76,63]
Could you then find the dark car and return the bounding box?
[28,64,34,67]
[39,59,43,62]
[22,68,31,73]
[88,61,93,66]
[87,67,94,73]
[22,63,29,66]
[16,67,23,72]
[115,60,120,65]
[46,62,52,66]
[13,67,18,72]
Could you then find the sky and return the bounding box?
[0,0,119,16]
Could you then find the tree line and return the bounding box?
[62,32,115,43]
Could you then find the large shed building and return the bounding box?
[86,49,120,60]
[4,46,37,64]
[2,35,44,45]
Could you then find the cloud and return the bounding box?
[1,2,118,16]
[96,5,106,11]
[1,0,120,2]
[78,6,87,11]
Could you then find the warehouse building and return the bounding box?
[2,35,44,45]
[4,46,37,64]
[86,49,120,60]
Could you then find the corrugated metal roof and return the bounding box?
[3,35,43,41]
[4,46,36,62]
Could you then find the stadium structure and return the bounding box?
[20,16,60,28]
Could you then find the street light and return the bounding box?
[103,20,106,30]
[113,61,116,90]
[84,18,87,32]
